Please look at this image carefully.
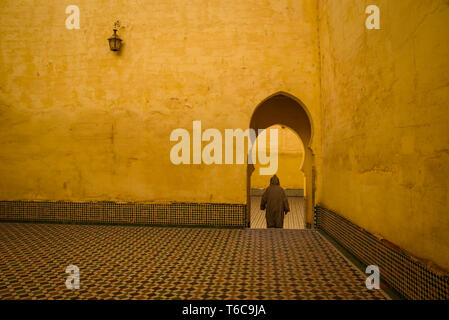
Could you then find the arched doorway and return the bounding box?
[250,124,306,229]
[247,92,314,228]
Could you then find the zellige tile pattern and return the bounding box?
[315,206,449,300]
[0,222,386,300]
[0,201,246,227]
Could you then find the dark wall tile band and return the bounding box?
[0,201,247,228]
[315,206,449,300]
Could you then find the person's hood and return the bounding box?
[270,175,280,186]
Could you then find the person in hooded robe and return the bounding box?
[260,175,290,228]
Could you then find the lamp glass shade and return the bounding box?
[108,30,122,51]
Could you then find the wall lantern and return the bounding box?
[108,21,122,52]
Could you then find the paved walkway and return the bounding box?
[251,196,305,229]
[0,222,387,300]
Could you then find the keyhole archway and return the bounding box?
[247,92,315,228]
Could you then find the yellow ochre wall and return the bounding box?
[1,0,448,271]
[318,0,449,270]
[0,0,322,204]
[251,125,305,189]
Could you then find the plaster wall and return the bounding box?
[0,0,322,204]
[318,0,449,270]
[251,125,305,189]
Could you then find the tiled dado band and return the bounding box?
[315,206,449,300]
[0,201,246,228]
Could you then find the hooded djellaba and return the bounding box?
[260,175,290,228]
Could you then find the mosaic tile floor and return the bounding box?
[0,222,387,300]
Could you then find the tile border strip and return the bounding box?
[0,200,246,228]
[315,205,449,300]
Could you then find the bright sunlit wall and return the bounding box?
[251,125,305,191]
